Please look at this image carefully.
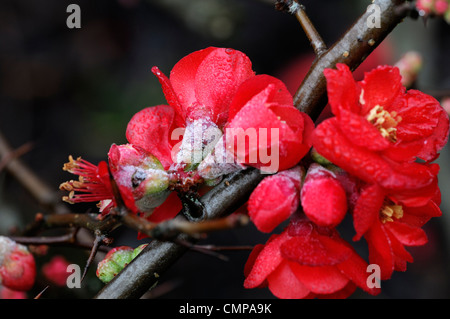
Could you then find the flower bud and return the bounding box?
[96,246,134,284]
[394,51,422,88]
[41,255,71,287]
[0,236,36,291]
[301,164,348,228]
[248,166,304,233]
[108,144,170,213]
[131,244,148,260]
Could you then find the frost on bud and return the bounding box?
[301,164,348,227]
[96,246,134,284]
[108,144,170,213]
[248,166,304,233]
[0,236,36,291]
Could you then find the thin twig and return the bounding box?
[81,234,104,282]
[0,141,33,172]
[277,1,328,56]
[0,131,70,215]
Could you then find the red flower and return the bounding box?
[60,155,138,215]
[352,183,442,280]
[127,47,314,173]
[247,166,303,233]
[312,63,448,196]
[244,217,380,299]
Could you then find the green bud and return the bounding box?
[96,246,133,284]
[131,244,148,260]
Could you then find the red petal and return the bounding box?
[324,64,360,117]
[388,90,449,162]
[194,48,254,124]
[360,65,404,113]
[169,47,216,117]
[146,192,182,223]
[126,105,178,170]
[290,263,349,294]
[248,167,302,233]
[281,231,353,266]
[352,183,385,241]
[243,244,266,286]
[384,221,428,246]
[364,220,394,280]
[301,165,348,228]
[337,108,391,151]
[316,282,357,299]
[228,75,293,123]
[267,261,310,299]
[312,118,437,192]
[151,66,185,126]
[336,248,381,295]
[243,231,290,289]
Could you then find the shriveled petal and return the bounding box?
[126,105,178,170]
[290,263,349,294]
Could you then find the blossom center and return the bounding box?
[379,200,404,223]
[366,105,402,142]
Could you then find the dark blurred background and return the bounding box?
[0,0,449,299]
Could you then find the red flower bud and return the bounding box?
[0,237,36,291]
[248,166,304,233]
[41,255,71,287]
[301,164,348,228]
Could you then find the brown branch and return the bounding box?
[293,0,408,121]
[276,1,327,56]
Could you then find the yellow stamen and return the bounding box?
[380,201,404,223]
[366,105,402,142]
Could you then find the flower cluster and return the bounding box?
[59,47,449,299]
[245,63,449,298]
